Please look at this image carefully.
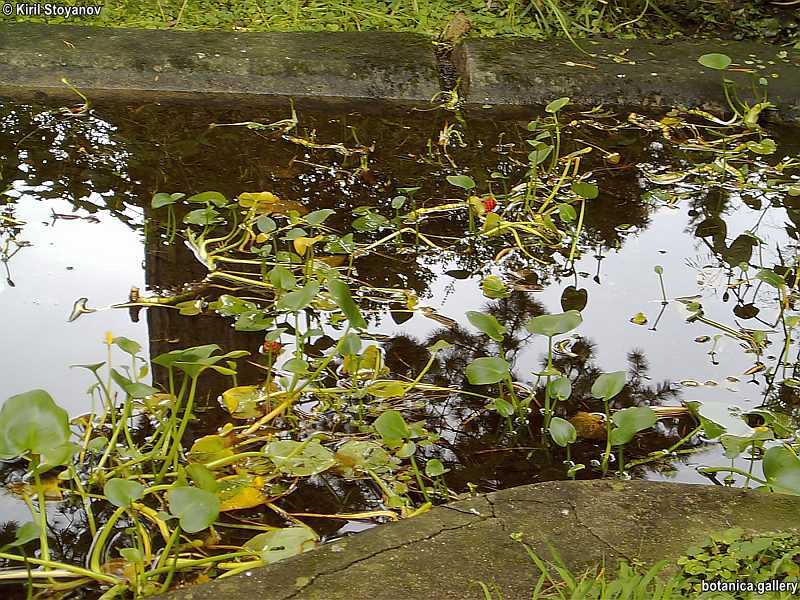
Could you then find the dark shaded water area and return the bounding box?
[1,97,799,591]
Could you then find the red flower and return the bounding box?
[482,196,497,212]
[262,340,283,355]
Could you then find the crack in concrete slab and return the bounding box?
[282,516,495,599]
[566,500,633,563]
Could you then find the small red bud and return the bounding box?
[262,340,283,355]
[482,196,497,212]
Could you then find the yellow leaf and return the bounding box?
[217,474,269,511]
[630,312,648,325]
[221,385,268,419]
[293,235,323,256]
[238,191,308,216]
[188,435,234,464]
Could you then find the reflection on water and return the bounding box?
[0,98,798,580]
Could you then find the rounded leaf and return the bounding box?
[466,357,510,385]
[374,410,410,443]
[698,53,732,70]
[104,479,145,508]
[167,486,220,533]
[466,311,507,342]
[0,390,70,460]
[549,417,577,447]
[446,175,476,190]
[525,311,583,337]
[244,526,318,563]
[591,371,627,401]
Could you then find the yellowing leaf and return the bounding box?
[630,312,648,325]
[217,474,270,511]
[221,386,269,419]
[293,236,323,256]
[188,435,234,464]
[238,192,308,216]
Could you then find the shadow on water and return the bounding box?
[1,97,799,594]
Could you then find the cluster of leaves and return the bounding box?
[678,529,800,595]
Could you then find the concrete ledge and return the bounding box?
[458,38,800,121]
[164,481,800,600]
[0,24,441,104]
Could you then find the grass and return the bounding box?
[477,531,800,600]
[8,0,799,44]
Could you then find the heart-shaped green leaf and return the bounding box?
[167,486,220,533]
[0,390,70,461]
[591,371,627,401]
[466,311,507,342]
[104,479,145,508]
[549,417,577,447]
[525,311,582,337]
[466,357,510,385]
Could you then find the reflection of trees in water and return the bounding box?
[375,291,688,492]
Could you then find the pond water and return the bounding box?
[1,97,798,596]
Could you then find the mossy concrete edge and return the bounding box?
[162,480,800,600]
[2,25,799,122]
[0,23,441,105]
[457,38,800,121]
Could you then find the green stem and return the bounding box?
[0,552,119,584]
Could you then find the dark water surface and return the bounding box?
[1,98,798,579]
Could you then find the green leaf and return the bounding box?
[609,407,657,446]
[256,215,277,233]
[167,486,220,533]
[328,278,367,329]
[591,371,627,401]
[698,53,732,70]
[338,332,362,356]
[264,439,335,477]
[374,410,410,443]
[0,522,41,552]
[756,269,785,289]
[113,337,141,356]
[466,357,510,385]
[104,478,145,508]
[547,377,572,401]
[367,381,407,398]
[746,139,776,155]
[334,440,396,478]
[305,209,335,226]
[183,207,222,225]
[244,527,318,563]
[549,417,577,447]
[571,181,598,199]
[686,401,753,439]
[110,369,158,399]
[425,458,448,477]
[0,390,70,460]
[545,97,570,113]
[446,175,476,190]
[481,275,510,299]
[276,281,320,312]
[187,464,221,492]
[187,191,228,207]
[269,266,297,290]
[525,310,583,337]
[152,192,180,208]
[490,398,514,417]
[466,311,507,342]
[763,446,800,495]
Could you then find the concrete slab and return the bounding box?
[164,481,800,600]
[0,24,441,104]
[458,38,800,121]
